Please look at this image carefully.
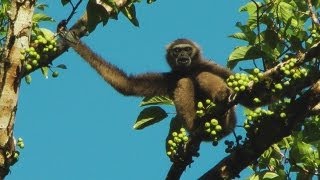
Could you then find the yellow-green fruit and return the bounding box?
[229,75,235,80]
[25,64,32,70]
[168,140,173,145]
[205,99,211,104]
[234,87,240,92]
[18,143,24,149]
[275,83,283,90]
[239,85,246,91]
[14,152,19,159]
[284,70,290,75]
[172,132,178,137]
[52,71,59,78]
[183,136,188,142]
[253,98,261,103]
[17,137,23,142]
[205,122,211,128]
[253,68,260,74]
[235,73,241,80]
[210,119,219,126]
[210,130,217,136]
[197,102,204,109]
[215,125,222,132]
[167,151,172,156]
[31,60,38,66]
[280,112,286,118]
[205,128,211,133]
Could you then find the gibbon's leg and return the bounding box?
[173,78,196,131]
[196,72,236,135]
[196,72,231,103]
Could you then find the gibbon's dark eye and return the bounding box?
[184,47,192,52]
[173,47,181,53]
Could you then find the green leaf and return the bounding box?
[239,2,261,29]
[228,32,248,41]
[277,2,298,27]
[41,67,49,79]
[133,106,168,130]
[262,172,279,179]
[56,64,67,69]
[61,0,70,6]
[140,96,174,107]
[32,13,55,23]
[227,45,261,68]
[235,22,256,44]
[248,174,259,180]
[86,1,110,32]
[121,4,139,27]
[36,3,48,11]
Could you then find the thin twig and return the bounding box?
[65,0,83,25]
[306,0,320,25]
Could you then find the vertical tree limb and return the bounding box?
[0,0,34,178]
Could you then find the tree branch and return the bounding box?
[199,80,320,179]
[22,0,129,77]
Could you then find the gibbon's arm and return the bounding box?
[201,60,234,80]
[60,32,169,97]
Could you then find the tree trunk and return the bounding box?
[0,0,34,178]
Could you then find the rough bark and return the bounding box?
[0,0,34,178]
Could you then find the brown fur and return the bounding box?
[63,36,235,134]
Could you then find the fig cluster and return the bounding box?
[204,118,223,146]
[280,58,307,78]
[227,68,263,92]
[166,128,189,158]
[21,34,57,71]
[196,99,216,118]
[17,137,24,149]
[244,107,274,130]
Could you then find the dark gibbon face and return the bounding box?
[166,39,201,71]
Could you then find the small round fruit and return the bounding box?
[52,71,59,78]
[210,130,217,136]
[205,122,211,128]
[215,125,222,132]
[253,98,261,103]
[25,64,32,70]
[197,102,204,109]
[31,60,38,66]
[275,83,283,90]
[182,136,188,142]
[280,112,286,118]
[210,119,219,126]
[253,68,260,74]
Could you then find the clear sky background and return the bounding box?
[7,0,250,179]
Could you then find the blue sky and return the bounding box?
[8,0,249,179]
